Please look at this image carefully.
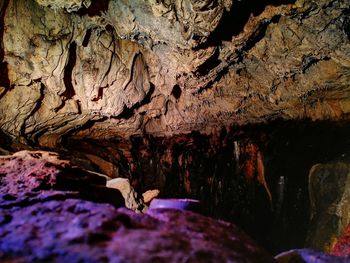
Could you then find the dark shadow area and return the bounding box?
[196,66,229,94]
[118,105,134,120]
[82,29,92,47]
[0,129,12,154]
[118,83,155,119]
[0,62,10,94]
[62,42,77,100]
[260,121,350,252]
[0,0,9,61]
[20,82,46,145]
[62,120,350,254]
[342,15,350,40]
[195,47,221,76]
[240,15,280,53]
[171,84,182,100]
[197,0,296,49]
[77,0,109,17]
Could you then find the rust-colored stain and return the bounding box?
[241,143,272,203]
[184,169,191,194]
[331,223,350,257]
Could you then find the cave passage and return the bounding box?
[59,120,350,254]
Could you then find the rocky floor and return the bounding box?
[0,150,277,262]
[1,149,350,262]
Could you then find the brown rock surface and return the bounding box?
[0,0,349,146]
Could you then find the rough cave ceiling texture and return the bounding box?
[0,0,350,146]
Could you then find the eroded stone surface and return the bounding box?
[0,150,277,262]
[0,200,277,263]
[306,162,350,252]
[0,150,124,207]
[107,177,145,212]
[0,0,349,146]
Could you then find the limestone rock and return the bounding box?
[142,189,160,204]
[0,201,277,262]
[0,150,124,207]
[106,177,159,212]
[0,0,349,146]
[306,162,350,251]
[35,0,91,12]
[106,177,143,211]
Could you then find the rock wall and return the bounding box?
[0,0,349,147]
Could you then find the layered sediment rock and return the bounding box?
[0,0,349,147]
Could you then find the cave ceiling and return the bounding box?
[0,0,350,147]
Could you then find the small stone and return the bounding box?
[142,189,160,204]
[106,178,143,212]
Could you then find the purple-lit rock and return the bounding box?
[0,200,277,262]
[149,198,200,212]
[0,150,277,262]
[0,150,124,207]
[275,249,350,263]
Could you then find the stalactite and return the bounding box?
[241,142,272,203]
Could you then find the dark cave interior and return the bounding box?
[56,120,350,254]
[1,0,350,261]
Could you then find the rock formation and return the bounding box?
[106,177,159,212]
[1,0,350,260]
[0,150,161,212]
[0,150,125,207]
[0,0,349,147]
[0,150,278,262]
[306,162,350,252]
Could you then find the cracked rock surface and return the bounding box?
[0,0,350,146]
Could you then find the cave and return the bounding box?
[1,0,350,262]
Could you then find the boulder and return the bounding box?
[0,150,124,207]
[306,162,350,251]
[107,177,160,212]
[142,189,160,204]
[0,200,277,262]
[0,150,277,262]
